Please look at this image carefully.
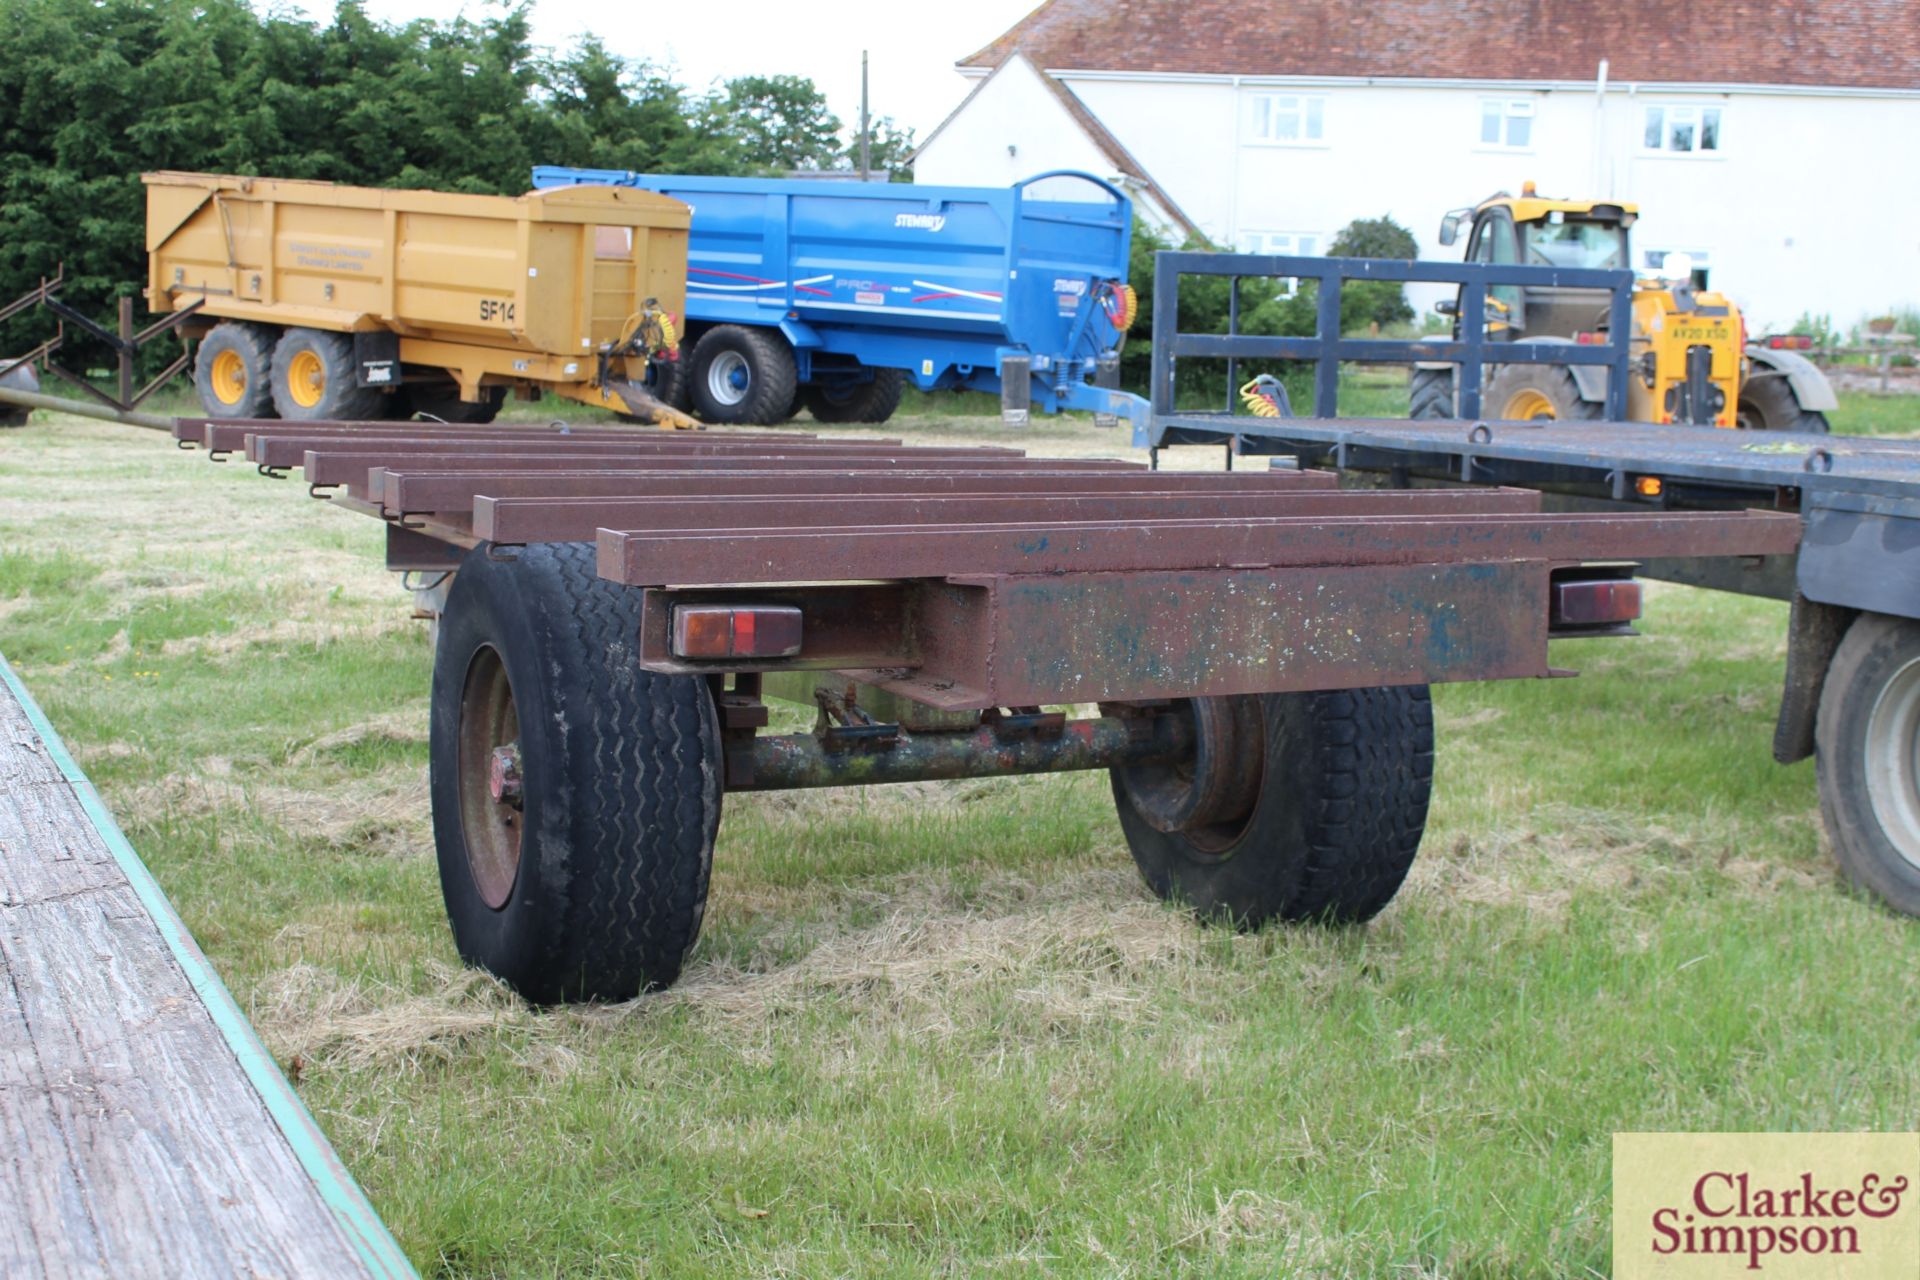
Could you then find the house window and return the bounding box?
[1642,105,1722,154]
[1249,94,1325,144]
[1479,99,1534,149]
[1235,231,1321,295]
[1236,231,1321,258]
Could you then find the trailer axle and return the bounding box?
[733,709,1195,791]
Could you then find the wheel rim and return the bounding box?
[705,350,750,406]
[1502,387,1557,420]
[1121,697,1265,856]
[457,645,524,909]
[209,349,249,406]
[1864,656,1920,871]
[286,348,327,409]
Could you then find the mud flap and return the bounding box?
[1000,356,1031,427]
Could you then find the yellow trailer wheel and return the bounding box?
[193,322,278,419]
[270,328,384,421]
[285,349,327,410]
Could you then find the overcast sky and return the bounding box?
[281,0,1039,142]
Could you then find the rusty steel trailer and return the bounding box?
[162,416,1796,1003]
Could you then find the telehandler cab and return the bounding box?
[1412,182,1835,432]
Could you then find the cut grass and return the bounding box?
[2,411,1917,1278]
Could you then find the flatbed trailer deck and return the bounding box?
[160,415,1795,1002]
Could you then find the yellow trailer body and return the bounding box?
[143,171,693,422]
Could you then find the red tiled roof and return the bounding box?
[962,0,1920,91]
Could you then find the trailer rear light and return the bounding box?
[671,604,803,659]
[1574,331,1609,345]
[1550,578,1642,631]
[1766,335,1815,350]
[1635,476,1663,497]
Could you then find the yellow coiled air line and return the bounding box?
[1238,374,1290,417]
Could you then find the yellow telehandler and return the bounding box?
[1412,183,1835,431]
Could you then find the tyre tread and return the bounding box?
[1408,367,1454,420]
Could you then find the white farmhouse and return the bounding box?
[912,0,1920,330]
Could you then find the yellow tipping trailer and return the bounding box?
[143,171,694,425]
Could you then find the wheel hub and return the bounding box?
[1118,697,1264,852]
[706,350,750,406]
[457,645,524,909]
[210,349,248,406]
[1502,387,1558,420]
[287,349,326,409]
[488,744,524,808]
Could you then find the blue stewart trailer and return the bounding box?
[528,167,1145,427]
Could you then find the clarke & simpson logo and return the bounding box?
[1613,1134,1920,1278]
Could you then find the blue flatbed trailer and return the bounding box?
[529,167,1145,429]
[1138,241,1920,917]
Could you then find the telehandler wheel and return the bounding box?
[1484,364,1602,421]
[1408,366,1454,420]
[1736,372,1830,434]
[805,368,906,424]
[194,321,278,419]
[429,541,724,1003]
[270,328,384,421]
[688,325,797,425]
[1816,612,1920,916]
[1112,686,1434,927]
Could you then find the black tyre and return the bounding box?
[1408,366,1454,420]
[616,358,692,425]
[194,321,278,419]
[0,408,27,429]
[1112,686,1434,926]
[1737,371,1830,433]
[429,541,724,1002]
[1815,612,1920,915]
[270,328,383,421]
[1483,363,1602,421]
[687,325,797,425]
[649,353,690,412]
[804,368,906,424]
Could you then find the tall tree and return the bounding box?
[850,115,916,181]
[0,0,783,364]
[713,74,843,172]
[1326,215,1419,331]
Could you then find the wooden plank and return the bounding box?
[0,656,414,1278]
[0,685,63,788]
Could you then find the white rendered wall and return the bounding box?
[927,65,1920,331]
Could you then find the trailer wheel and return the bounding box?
[688,326,796,425]
[1816,612,1920,915]
[1484,364,1602,421]
[805,369,906,424]
[1737,371,1830,434]
[1408,366,1454,420]
[194,322,278,419]
[1112,686,1433,926]
[270,328,383,422]
[429,541,724,1002]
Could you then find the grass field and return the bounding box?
[3,392,1919,1278]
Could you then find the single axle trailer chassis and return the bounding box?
[164,416,1794,1001]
